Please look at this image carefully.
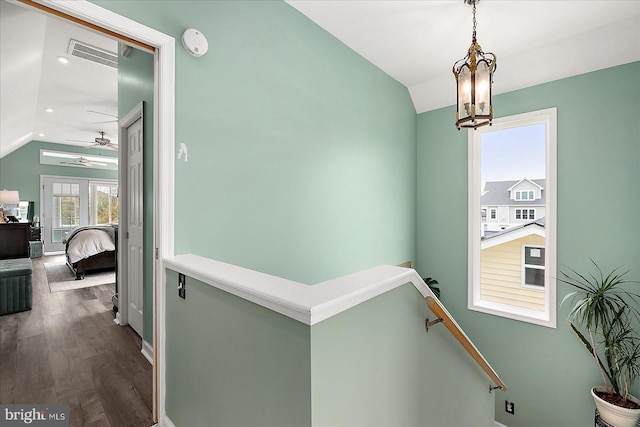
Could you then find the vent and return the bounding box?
[67,39,117,68]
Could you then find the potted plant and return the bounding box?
[560,260,640,427]
[423,276,440,299]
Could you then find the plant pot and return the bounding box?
[592,386,640,427]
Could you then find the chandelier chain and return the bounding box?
[472,0,477,43]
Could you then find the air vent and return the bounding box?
[67,39,117,68]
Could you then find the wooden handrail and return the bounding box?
[426,296,507,392]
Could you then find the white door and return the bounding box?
[42,177,88,252]
[126,116,144,337]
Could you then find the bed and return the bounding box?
[63,225,117,280]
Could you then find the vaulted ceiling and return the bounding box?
[1,1,638,158]
[286,0,640,113]
[0,0,117,158]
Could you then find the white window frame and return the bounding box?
[490,208,496,220]
[522,244,545,289]
[468,108,557,328]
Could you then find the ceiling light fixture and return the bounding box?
[452,0,496,130]
[57,56,69,64]
[45,108,54,113]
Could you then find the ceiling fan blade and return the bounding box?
[92,120,118,124]
[66,139,94,143]
[61,161,89,167]
[87,109,118,118]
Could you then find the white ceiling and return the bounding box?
[287,0,640,113]
[0,0,118,158]
[1,1,639,158]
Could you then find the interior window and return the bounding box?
[468,108,557,327]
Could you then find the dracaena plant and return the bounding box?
[560,260,640,404]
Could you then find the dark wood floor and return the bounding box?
[0,255,153,427]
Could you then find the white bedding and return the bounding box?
[66,229,115,264]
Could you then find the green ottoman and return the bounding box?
[0,258,33,315]
[29,241,43,259]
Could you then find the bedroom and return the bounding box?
[0,0,154,424]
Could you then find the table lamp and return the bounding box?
[0,190,20,222]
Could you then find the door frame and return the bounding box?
[18,0,176,423]
[116,102,143,336]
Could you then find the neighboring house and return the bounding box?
[481,178,545,235]
[480,218,546,311]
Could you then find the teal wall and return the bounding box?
[93,0,417,285]
[416,62,640,427]
[311,283,494,427]
[165,270,311,427]
[118,45,155,345]
[0,140,117,216]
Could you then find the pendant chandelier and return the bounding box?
[452,0,496,130]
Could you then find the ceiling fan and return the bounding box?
[87,109,118,124]
[60,156,107,168]
[66,131,118,151]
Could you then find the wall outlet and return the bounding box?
[505,400,515,415]
[178,273,186,299]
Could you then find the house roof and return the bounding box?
[507,178,544,192]
[481,217,545,249]
[481,179,546,206]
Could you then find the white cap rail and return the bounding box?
[163,254,506,391]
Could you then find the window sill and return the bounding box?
[469,299,556,328]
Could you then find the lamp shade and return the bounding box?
[0,190,20,205]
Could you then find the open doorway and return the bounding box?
[0,0,173,423]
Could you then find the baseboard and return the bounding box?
[161,414,176,427]
[495,421,509,427]
[141,340,153,365]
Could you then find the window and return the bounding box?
[523,245,545,288]
[469,108,556,328]
[515,190,534,201]
[52,182,81,243]
[90,181,119,225]
[490,209,496,219]
[516,208,536,220]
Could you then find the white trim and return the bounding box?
[495,421,509,427]
[161,414,176,427]
[468,108,557,329]
[508,178,544,192]
[31,1,176,423]
[164,254,434,326]
[142,340,154,365]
